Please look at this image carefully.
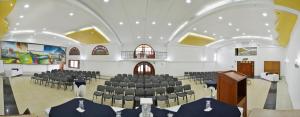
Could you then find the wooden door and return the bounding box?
[264,61,280,75]
[237,61,254,78]
[133,61,155,76]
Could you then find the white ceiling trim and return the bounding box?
[65,0,122,45]
[167,0,273,45]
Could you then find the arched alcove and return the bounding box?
[92,45,109,55]
[69,47,80,55]
[134,44,155,59]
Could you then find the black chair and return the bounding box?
[102,86,114,105]
[166,87,177,105]
[156,87,170,107]
[124,88,135,108]
[183,84,195,100]
[113,87,124,106]
[174,86,188,104]
[93,85,105,101]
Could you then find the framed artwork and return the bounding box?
[235,47,257,56]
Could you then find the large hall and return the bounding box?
[0,0,300,117]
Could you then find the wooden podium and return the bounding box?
[217,70,247,117]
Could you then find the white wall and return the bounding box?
[216,44,286,76]
[285,12,300,109]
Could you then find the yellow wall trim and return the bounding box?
[276,10,298,47]
[66,27,110,44]
[274,0,300,11]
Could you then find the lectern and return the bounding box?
[217,70,247,117]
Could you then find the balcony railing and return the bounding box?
[121,51,168,60]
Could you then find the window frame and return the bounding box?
[68,60,80,69]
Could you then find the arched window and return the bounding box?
[134,44,155,59]
[92,45,109,55]
[69,47,80,55]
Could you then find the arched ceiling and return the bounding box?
[4,0,295,47]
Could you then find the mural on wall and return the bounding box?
[92,45,109,55]
[69,47,80,55]
[0,41,66,64]
[235,47,257,56]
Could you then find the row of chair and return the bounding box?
[93,84,195,108]
[184,71,218,84]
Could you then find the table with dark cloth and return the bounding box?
[205,80,217,89]
[121,106,175,117]
[49,98,115,117]
[174,98,241,117]
[74,79,86,88]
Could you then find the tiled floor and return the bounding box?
[0,76,294,116]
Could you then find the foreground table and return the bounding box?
[174,98,241,117]
[49,98,115,117]
[121,106,175,117]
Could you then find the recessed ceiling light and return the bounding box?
[24,4,30,8]
[242,33,246,35]
[267,30,271,33]
[119,22,124,25]
[167,22,172,26]
[186,0,192,4]
[218,16,223,20]
[212,33,216,36]
[69,12,74,16]
[228,22,233,26]
[236,28,240,32]
[148,36,152,39]
[42,28,47,31]
[160,36,164,40]
[16,22,20,26]
[204,30,208,33]
[262,12,268,17]
[104,0,109,3]
[152,21,156,25]
[270,35,273,37]
[14,28,17,30]
[137,36,141,39]
[19,15,24,19]
[135,21,140,24]
[193,27,197,31]
[219,35,223,38]
[265,23,269,26]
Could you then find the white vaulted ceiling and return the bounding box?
[5,0,279,47]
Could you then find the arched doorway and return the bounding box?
[133,61,155,76]
[134,44,155,59]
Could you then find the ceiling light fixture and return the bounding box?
[212,33,216,36]
[24,4,30,8]
[160,36,164,40]
[193,27,197,31]
[232,35,273,40]
[186,0,192,4]
[43,31,80,43]
[69,12,74,16]
[204,30,208,33]
[236,28,240,32]
[262,12,268,17]
[218,16,223,20]
[228,22,232,26]
[267,30,271,33]
[15,22,20,26]
[167,22,172,26]
[137,36,141,39]
[104,0,110,3]
[136,21,140,24]
[152,21,156,25]
[242,33,246,35]
[149,36,152,39]
[42,28,47,31]
[265,23,269,26]
[10,30,35,34]
[19,15,24,19]
[119,22,124,25]
[178,32,215,43]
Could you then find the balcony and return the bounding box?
[121,51,168,60]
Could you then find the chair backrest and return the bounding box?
[105,81,111,86]
[175,81,182,86]
[183,84,191,91]
[115,87,124,95]
[106,86,115,93]
[135,89,145,96]
[174,86,184,93]
[125,89,135,96]
[145,83,153,88]
[145,88,155,96]
[156,87,166,95]
[97,85,106,91]
[166,87,175,94]
[136,83,144,89]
